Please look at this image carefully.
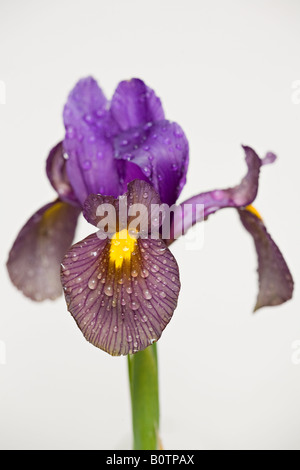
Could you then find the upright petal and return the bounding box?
[168,146,272,242]
[7,201,81,301]
[238,208,294,311]
[111,78,165,131]
[63,77,121,204]
[114,120,189,205]
[46,141,79,205]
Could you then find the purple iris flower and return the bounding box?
[7,77,294,356]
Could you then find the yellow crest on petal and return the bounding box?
[245,205,263,221]
[109,229,137,269]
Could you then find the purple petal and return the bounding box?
[46,141,79,205]
[63,77,121,204]
[83,179,162,234]
[168,146,271,242]
[111,78,165,131]
[7,201,81,301]
[114,120,189,205]
[61,234,180,356]
[238,208,294,311]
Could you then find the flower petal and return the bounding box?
[7,201,81,301]
[111,78,165,131]
[83,180,163,238]
[63,77,121,204]
[46,141,79,205]
[114,120,189,205]
[168,146,272,242]
[238,208,294,311]
[61,233,180,356]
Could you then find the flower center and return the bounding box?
[109,229,137,269]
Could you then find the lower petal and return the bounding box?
[7,201,81,301]
[238,208,294,311]
[61,233,180,356]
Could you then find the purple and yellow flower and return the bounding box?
[7,76,294,356]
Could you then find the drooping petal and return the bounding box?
[114,120,189,205]
[7,201,81,301]
[63,77,121,204]
[168,146,273,243]
[238,208,294,311]
[61,233,180,356]
[46,141,79,205]
[110,78,165,131]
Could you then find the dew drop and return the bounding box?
[150,264,159,273]
[143,289,152,300]
[160,291,166,298]
[121,298,126,306]
[143,192,148,199]
[104,285,113,296]
[141,315,148,323]
[126,286,132,294]
[127,335,133,342]
[212,190,224,201]
[82,160,92,171]
[88,278,97,290]
[131,269,138,278]
[141,268,149,278]
[143,166,151,176]
[66,126,75,139]
[131,301,139,311]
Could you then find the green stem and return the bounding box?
[127,343,160,450]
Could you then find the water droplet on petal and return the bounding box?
[141,315,148,322]
[160,291,166,298]
[126,286,132,294]
[113,326,118,333]
[131,269,138,278]
[212,190,224,201]
[88,278,97,290]
[143,289,152,300]
[141,268,149,278]
[104,285,113,296]
[82,160,92,171]
[151,264,159,273]
[131,301,139,311]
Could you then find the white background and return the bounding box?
[1,0,300,450]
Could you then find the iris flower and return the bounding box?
[7,77,293,357]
